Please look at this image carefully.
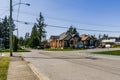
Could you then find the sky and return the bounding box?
[1,0,120,39]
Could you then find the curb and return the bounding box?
[27,63,50,80]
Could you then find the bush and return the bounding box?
[13,35,18,52]
[112,44,120,48]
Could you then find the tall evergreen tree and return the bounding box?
[24,32,30,46]
[2,16,10,49]
[0,16,15,49]
[36,12,46,46]
[18,37,24,46]
[0,22,2,38]
[13,35,18,52]
[29,24,39,48]
[67,26,78,34]
[98,34,101,39]
[102,34,108,39]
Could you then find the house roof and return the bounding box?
[108,37,118,39]
[80,34,89,41]
[59,32,72,40]
[50,32,81,41]
[59,32,66,40]
[50,35,59,39]
[80,34,96,41]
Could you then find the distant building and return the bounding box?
[101,37,120,47]
[102,37,120,44]
[50,33,98,49]
[50,32,80,49]
[80,34,99,48]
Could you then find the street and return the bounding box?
[23,48,120,80]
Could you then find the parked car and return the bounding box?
[105,44,111,48]
[86,46,94,49]
[98,45,105,48]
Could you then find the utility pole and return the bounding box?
[10,0,13,56]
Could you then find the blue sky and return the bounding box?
[1,0,120,39]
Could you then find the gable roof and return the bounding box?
[50,32,80,41]
[59,32,71,40]
[80,34,96,41]
[50,35,59,39]
[80,34,89,41]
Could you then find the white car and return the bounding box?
[105,44,111,48]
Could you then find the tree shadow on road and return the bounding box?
[23,56,100,60]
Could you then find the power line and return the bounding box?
[1,8,120,28]
[10,11,120,28]
[13,19,120,33]
[47,24,120,33]
[1,17,120,33]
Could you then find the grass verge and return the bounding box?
[0,49,30,53]
[93,50,120,56]
[0,57,9,80]
[44,48,85,51]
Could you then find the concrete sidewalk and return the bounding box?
[7,55,39,80]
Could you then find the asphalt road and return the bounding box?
[23,48,120,80]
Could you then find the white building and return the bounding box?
[101,37,120,47]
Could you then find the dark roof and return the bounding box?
[59,32,68,40]
[108,37,118,39]
[50,36,59,39]
[50,32,80,40]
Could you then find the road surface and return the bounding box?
[23,48,120,80]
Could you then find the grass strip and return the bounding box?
[0,49,30,52]
[93,50,120,56]
[0,57,9,80]
[44,48,85,51]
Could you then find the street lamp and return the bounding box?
[9,0,30,56]
[13,3,30,7]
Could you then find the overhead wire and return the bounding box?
[0,16,120,33]
[12,19,120,33]
[1,8,120,28]
[9,11,120,28]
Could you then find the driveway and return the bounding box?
[23,48,120,80]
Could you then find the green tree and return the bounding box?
[0,16,15,49]
[24,32,30,47]
[13,35,18,52]
[67,26,78,34]
[8,17,15,31]
[2,16,10,49]
[36,12,46,46]
[0,22,2,38]
[18,37,24,46]
[29,24,39,48]
[102,34,108,39]
[98,34,101,39]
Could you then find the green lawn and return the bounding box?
[0,49,30,52]
[0,57,9,80]
[44,48,85,51]
[112,44,120,48]
[93,50,120,56]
